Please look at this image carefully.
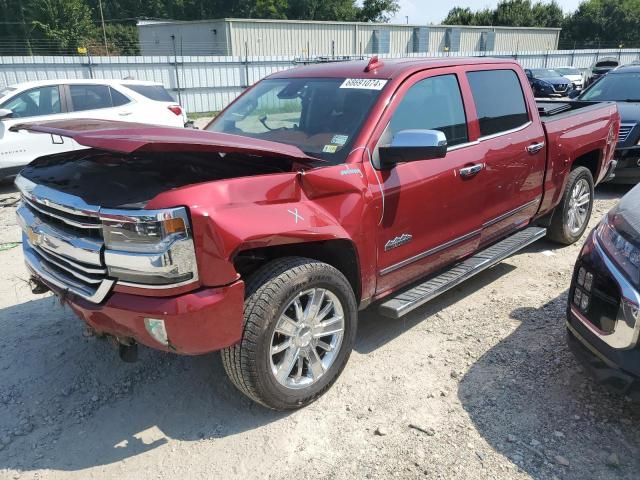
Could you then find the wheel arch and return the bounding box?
[572,149,601,182]
[233,239,362,303]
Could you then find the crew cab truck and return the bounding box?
[14,57,619,410]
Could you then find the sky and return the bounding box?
[392,0,584,25]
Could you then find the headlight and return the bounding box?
[597,216,640,288]
[101,207,199,287]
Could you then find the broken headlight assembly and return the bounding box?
[101,207,199,287]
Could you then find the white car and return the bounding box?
[554,67,584,90]
[0,79,187,179]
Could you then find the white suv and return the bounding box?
[0,79,187,179]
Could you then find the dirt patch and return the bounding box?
[0,183,638,479]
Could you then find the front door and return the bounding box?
[0,85,73,173]
[365,70,488,296]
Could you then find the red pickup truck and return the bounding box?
[14,57,619,410]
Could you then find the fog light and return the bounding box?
[580,293,590,312]
[578,267,586,286]
[144,318,168,346]
[574,289,582,306]
[584,272,594,292]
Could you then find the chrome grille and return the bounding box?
[618,124,635,143]
[15,176,114,303]
[553,84,568,93]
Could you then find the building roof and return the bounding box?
[268,57,518,80]
[137,18,561,31]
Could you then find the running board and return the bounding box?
[378,227,547,319]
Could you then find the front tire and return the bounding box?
[221,257,358,410]
[547,166,594,245]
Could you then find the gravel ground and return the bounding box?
[0,180,638,480]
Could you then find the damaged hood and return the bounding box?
[12,118,321,163]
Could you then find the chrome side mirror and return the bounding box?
[379,129,447,169]
[0,108,13,120]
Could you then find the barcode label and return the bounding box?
[339,78,388,90]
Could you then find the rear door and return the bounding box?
[63,84,133,121]
[365,69,488,295]
[463,68,547,245]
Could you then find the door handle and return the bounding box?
[118,111,133,116]
[459,163,484,178]
[527,142,545,154]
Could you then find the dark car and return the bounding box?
[578,65,640,183]
[583,57,620,88]
[567,183,640,398]
[525,68,573,98]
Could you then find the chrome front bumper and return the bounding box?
[568,237,640,350]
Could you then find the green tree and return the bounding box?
[443,0,564,28]
[562,0,640,48]
[29,0,95,53]
[357,0,401,22]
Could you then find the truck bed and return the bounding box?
[536,100,614,122]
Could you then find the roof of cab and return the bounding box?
[4,78,164,91]
[268,57,519,80]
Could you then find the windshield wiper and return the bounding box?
[619,99,640,102]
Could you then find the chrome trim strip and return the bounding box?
[16,204,103,266]
[570,238,640,350]
[23,239,115,303]
[482,199,539,229]
[447,140,480,152]
[32,244,104,284]
[478,121,532,143]
[16,175,101,219]
[22,197,102,230]
[380,229,481,276]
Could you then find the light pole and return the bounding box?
[405,16,409,24]
[98,0,109,55]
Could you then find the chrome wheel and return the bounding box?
[270,288,345,390]
[566,178,591,235]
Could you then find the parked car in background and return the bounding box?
[583,57,620,88]
[14,57,618,410]
[578,64,640,183]
[0,79,186,180]
[524,68,573,98]
[555,66,584,90]
[567,183,640,399]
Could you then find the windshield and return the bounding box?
[207,78,385,163]
[555,68,580,76]
[579,73,640,101]
[531,69,562,79]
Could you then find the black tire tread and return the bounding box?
[547,166,594,245]
[221,256,356,410]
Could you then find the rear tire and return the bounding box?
[547,166,594,245]
[221,257,358,410]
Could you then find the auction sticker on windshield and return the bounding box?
[340,78,388,90]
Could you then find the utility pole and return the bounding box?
[98,0,109,55]
[405,16,409,24]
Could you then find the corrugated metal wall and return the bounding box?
[139,21,228,56]
[3,49,638,113]
[139,20,561,57]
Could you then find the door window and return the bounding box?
[383,74,468,148]
[1,86,61,118]
[466,70,529,137]
[69,85,128,111]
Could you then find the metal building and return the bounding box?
[137,19,561,57]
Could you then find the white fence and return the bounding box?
[2,48,640,114]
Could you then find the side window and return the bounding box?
[1,86,61,118]
[69,85,113,112]
[110,88,130,107]
[383,74,468,148]
[466,70,530,137]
